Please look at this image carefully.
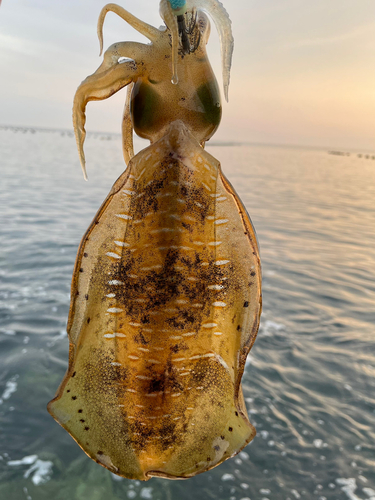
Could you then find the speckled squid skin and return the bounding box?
[48,1,261,481]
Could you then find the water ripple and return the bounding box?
[0,131,374,499]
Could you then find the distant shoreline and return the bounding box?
[1,124,374,155]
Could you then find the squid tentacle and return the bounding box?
[98,3,160,56]
[161,0,233,98]
[73,60,139,179]
[186,0,233,101]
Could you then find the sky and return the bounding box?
[0,0,374,150]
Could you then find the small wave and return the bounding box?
[336,478,368,500]
[221,473,235,481]
[0,375,19,404]
[47,329,67,347]
[7,455,53,485]
[140,487,153,499]
[259,319,286,337]
[0,329,16,336]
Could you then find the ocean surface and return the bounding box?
[0,127,374,500]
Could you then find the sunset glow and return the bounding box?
[0,0,373,150]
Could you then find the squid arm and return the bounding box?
[73,42,145,180]
[122,82,135,165]
[186,0,234,101]
[97,0,233,99]
[98,1,179,88]
[97,3,160,56]
[160,0,233,100]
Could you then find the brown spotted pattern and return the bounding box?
[48,123,261,480]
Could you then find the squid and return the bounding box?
[48,0,262,480]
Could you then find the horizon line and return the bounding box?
[0,124,373,155]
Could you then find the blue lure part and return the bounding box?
[168,0,187,14]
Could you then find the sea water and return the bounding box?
[0,128,374,500]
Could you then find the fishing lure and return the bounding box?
[48,0,261,480]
